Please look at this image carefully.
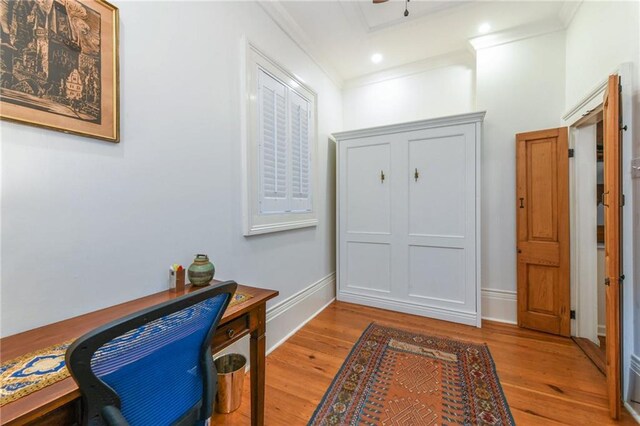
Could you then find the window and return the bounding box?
[242,42,318,236]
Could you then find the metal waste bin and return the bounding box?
[214,353,246,413]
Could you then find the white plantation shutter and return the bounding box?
[290,91,312,212]
[246,45,317,235]
[258,69,288,213]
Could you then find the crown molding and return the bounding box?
[558,1,583,28]
[258,1,344,89]
[468,18,565,51]
[343,50,475,90]
[333,111,486,141]
[348,0,473,34]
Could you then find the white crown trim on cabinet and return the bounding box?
[334,111,486,140]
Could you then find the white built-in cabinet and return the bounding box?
[333,112,485,327]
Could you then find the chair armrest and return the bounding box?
[101,405,129,426]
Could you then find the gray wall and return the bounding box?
[0,1,342,337]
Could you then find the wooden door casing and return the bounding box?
[516,127,570,336]
[603,74,621,420]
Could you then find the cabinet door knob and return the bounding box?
[226,328,235,339]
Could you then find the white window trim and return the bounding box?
[241,39,318,236]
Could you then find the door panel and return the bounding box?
[406,124,476,314]
[516,127,570,336]
[528,140,557,241]
[346,143,391,234]
[526,265,557,314]
[409,134,466,237]
[346,242,391,293]
[408,246,465,304]
[339,137,397,299]
[603,74,621,420]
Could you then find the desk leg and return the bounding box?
[250,304,266,426]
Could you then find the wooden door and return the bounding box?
[603,74,621,419]
[516,127,570,336]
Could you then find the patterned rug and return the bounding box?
[0,291,251,406]
[309,323,514,426]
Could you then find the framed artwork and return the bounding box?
[0,0,119,142]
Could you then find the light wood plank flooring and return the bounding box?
[212,301,637,425]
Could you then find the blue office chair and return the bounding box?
[66,281,237,426]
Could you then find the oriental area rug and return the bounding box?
[309,323,514,426]
[0,291,252,406]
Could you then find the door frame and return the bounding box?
[563,63,636,414]
[569,116,602,344]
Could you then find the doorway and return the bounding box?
[569,75,623,419]
[571,114,607,374]
[517,74,625,419]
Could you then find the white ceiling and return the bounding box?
[271,0,578,82]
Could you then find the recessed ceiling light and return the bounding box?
[371,53,383,64]
[478,23,491,34]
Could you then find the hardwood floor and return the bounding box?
[573,336,607,375]
[212,301,637,425]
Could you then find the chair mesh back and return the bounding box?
[89,294,227,426]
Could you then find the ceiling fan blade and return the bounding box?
[373,0,389,3]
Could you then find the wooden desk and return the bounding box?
[0,282,278,426]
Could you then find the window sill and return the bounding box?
[244,218,318,236]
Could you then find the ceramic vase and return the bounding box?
[188,254,215,286]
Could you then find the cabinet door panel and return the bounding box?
[405,124,477,313]
[409,134,466,237]
[409,246,465,304]
[346,143,391,234]
[346,242,391,293]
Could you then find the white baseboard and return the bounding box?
[624,401,640,424]
[215,272,336,362]
[598,324,606,337]
[626,354,640,422]
[337,291,479,326]
[481,288,517,324]
[265,273,336,354]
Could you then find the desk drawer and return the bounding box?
[213,314,250,349]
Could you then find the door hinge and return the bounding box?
[620,274,625,282]
[622,194,626,206]
[570,310,576,319]
[568,148,574,158]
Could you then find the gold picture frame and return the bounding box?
[0,0,119,142]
